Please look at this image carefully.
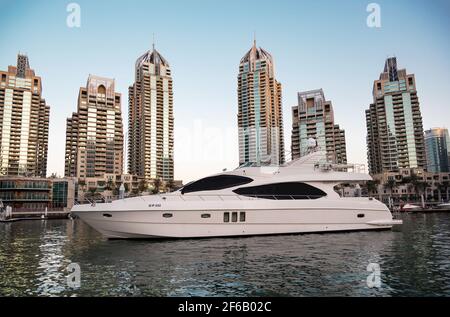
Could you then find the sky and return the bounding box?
[0,0,449,183]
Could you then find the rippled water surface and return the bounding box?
[1,213,450,296]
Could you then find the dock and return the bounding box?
[0,209,71,222]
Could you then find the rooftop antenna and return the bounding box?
[253,31,256,47]
[152,33,155,50]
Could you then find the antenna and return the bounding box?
[253,31,256,46]
[152,33,155,50]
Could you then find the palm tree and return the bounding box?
[384,179,397,207]
[442,181,450,202]
[138,179,148,193]
[105,179,114,191]
[366,180,379,197]
[152,178,161,194]
[86,187,99,202]
[410,172,425,202]
[437,183,447,202]
[112,183,120,196]
[166,179,175,193]
[385,179,397,196]
[406,183,414,202]
[77,179,87,201]
[78,179,86,188]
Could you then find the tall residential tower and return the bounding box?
[291,89,347,164]
[128,46,174,182]
[365,57,426,175]
[64,75,124,178]
[237,41,285,166]
[424,128,450,173]
[0,54,50,177]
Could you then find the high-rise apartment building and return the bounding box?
[424,128,450,173]
[291,89,347,164]
[64,75,124,178]
[0,54,50,177]
[365,57,426,175]
[237,41,285,166]
[128,46,174,182]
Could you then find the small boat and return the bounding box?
[401,203,424,212]
[434,203,450,211]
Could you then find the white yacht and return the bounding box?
[71,150,401,239]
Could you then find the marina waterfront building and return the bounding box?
[0,176,77,212]
[237,40,285,166]
[128,46,174,182]
[64,75,124,179]
[424,128,450,173]
[291,89,347,164]
[0,54,50,177]
[365,57,426,175]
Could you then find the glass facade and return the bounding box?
[384,95,398,170]
[0,178,51,210]
[425,128,450,173]
[52,181,68,208]
[402,93,418,168]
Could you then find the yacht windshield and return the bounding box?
[181,175,253,194]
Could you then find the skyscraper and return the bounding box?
[128,46,174,182]
[291,89,347,164]
[64,75,124,178]
[0,54,50,177]
[237,40,285,166]
[365,57,426,175]
[424,128,450,173]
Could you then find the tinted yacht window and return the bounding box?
[233,182,326,200]
[181,175,253,194]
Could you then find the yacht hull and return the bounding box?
[73,203,397,239]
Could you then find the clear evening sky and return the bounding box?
[1,0,449,183]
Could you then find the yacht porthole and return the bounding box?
[201,213,211,218]
[163,213,173,218]
[102,213,112,218]
[357,213,365,218]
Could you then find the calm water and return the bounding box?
[1,213,450,297]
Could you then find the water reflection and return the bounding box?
[35,222,70,296]
[1,213,450,296]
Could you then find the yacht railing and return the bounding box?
[74,194,327,204]
[169,194,326,201]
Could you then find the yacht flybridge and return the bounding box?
[71,150,401,239]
